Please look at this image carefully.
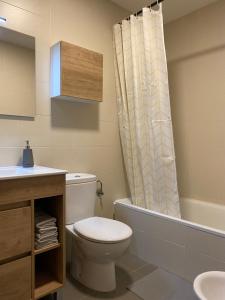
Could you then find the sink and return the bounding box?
[193,271,225,300]
[0,166,67,180]
[0,166,24,176]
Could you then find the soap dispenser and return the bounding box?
[22,140,34,168]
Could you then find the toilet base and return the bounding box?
[71,256,116,292]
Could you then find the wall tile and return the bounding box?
[184,248,225,282]
[115,204,186,246]
[0,0,129,218]
[185,226,225,263]
[130,229,186,277]
[115,202,225,282]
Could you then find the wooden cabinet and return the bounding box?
[51,41,103,102]
[0,173,65,300]
[0,207,31,261]
[0,256,31,300]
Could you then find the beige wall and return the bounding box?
[0,0,129,217]
[165,0,225,205]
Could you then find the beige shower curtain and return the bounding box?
[113,6,181,218]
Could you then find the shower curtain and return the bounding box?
[113,6,181,218]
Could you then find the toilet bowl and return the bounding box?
[65,173,133,292]
[66,217,132,292]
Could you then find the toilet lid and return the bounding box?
[73,217,132,243]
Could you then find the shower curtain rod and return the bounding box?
[118,0,165,24]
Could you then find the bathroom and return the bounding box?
[0,0,224,299]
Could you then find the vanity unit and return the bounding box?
[0,166,66,300]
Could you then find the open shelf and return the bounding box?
[35,270,62,299]
[34,243,61,255]
[34,198,64,299]
[34,196,64,247]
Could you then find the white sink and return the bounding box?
[194,271,225,300]
[0,166,67,180]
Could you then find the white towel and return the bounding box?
[35,226,57,234]
[35,239,58,249]
[36,232,58,242]
[35,209,59,249]
[35,211,56,228]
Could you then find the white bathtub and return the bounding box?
[114,198,225,282]
[180,197,225,231]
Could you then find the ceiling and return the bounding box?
[111,0,219,23]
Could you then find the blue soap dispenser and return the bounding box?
[22,140,34,168]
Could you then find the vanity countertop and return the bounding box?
[0,165,67,180]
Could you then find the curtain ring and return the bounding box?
[155,0,161,11]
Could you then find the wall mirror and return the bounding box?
[0,26,35,117]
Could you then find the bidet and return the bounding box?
[193,271,225,300]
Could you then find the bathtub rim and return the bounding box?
[114,198,225,238]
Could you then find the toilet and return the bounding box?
[65,173,132,292]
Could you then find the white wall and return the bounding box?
[165,0,225,206]
[0,0,129,217]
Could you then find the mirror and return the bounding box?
[0,26,35,117]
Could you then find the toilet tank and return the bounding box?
[66,173,97,224]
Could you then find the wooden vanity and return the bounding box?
[0,166,66,300]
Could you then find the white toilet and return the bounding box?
[65,173,132,292]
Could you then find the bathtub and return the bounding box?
[114,198,225,282]
[180,197,225,231]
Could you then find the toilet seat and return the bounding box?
[73,217,132,244]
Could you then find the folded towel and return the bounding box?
[36,232,58,242]
[35,211,57,228]
[35,239,58,250]
[35,209,59,250]
[35,227,57,235]
[36,220,56,229]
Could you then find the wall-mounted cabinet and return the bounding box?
[51,41,103,102]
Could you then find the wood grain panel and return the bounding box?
[61,41,103,102]
[0,175,65,205]
[0,174,65,299]
[0,256,31,300]
[0,207,31,261]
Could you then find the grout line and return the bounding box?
[0,0,43,16]
[130,263,154,275]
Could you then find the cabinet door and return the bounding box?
[0,256,31,300]
[0,207,31,261]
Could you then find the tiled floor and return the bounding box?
[56,253,157,300]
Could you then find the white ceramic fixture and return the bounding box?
[0,165,67,180]
[193,271,225,300]
[65,173,132,292]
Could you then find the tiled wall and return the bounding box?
[0,0,129,217]
[165,0,225,206]
[115,201,225,282]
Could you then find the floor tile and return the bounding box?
[57,259,144,300]
[116,263,157,287]
[84,289,142,300]
[56,253,189,300]
[129,268,198,300]
[116,253,148,273]
[58,275,96,300]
